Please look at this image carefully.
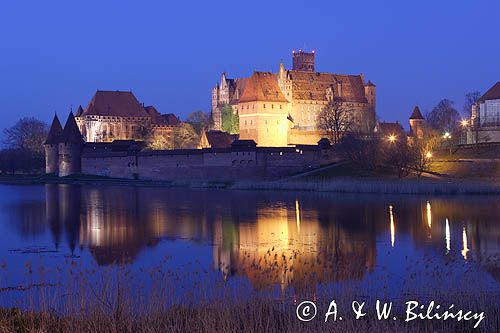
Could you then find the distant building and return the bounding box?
[409,106,425,140]
[375,121,406,140]
[198,130,236,149]
[468,82,500,144]
[211,50,376,146]
[75,90,179,143]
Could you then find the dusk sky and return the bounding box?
[1,0,499,130]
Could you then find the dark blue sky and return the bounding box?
[1,0,499,130]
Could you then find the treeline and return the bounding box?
[145,111,213,150]
[337,132,440,178]
[0,117,48,175]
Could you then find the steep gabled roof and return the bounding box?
[82,90,150,118]
[239,72,288,103]
[61,112,84,144]
[205,130,234,148]
[229,78,249,104]
[478,82,500,102]
[144,105,180,126]
[289,71,368,103]
[378,122,405,135]
[409,106,424,120]
[45,114,63,145]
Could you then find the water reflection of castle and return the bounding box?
[40,185,499,287]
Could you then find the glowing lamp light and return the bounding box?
[460,119,468,128]
[388,134,397,143]
[426,151,433,159]
[443,132,451,139]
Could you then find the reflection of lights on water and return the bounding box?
[295,199,300,233]
[461,226,469,260]
[389,205,395,247]
[426,201,432,229]
[445,218,451,254]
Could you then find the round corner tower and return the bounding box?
[58,112,84,177]
[292,50,315,72]
[44,114,63,175]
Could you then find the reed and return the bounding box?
[232,178,500,195]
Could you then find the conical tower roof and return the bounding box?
[61,112,84,144]
[409,106,424,120]
[75,105,84,117]
[44,114,63,145]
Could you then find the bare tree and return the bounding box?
[463,91,481,118]
[146,131,174,150]
[408,141,431,179]
[426,99,461,134]
[317,98,353,144]
[338,134,381,170]
[3,117,48,154]
[186,110,213,135]
[173,123,199,149]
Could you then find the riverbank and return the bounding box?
[0,174,499,195]
[1,297,497,333]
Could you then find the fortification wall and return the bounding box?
[80,143,334,181]
[82,153,137,179]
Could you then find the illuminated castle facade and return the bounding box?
[74,90,179,143]
[211,50,377,146]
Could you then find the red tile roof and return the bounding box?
[82,91,150,118]
[205,130,235,148]
[45,114,63,144]
[239,72,288,103]
[145,105,180,126]
[289,71,368,103]
[61,112,84,144]
[378,122,405,136]
[478,82,500,102]
[229,78,249,104]
[409,106,424,120]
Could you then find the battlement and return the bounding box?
[292,50,315,72]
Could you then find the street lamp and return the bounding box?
[460,119,468,128]
[388,134,396,143]
[425,151,433,159]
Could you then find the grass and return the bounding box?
[232,178,500,195]
[1,298,497,333]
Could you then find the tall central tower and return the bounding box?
[292,50,315,72]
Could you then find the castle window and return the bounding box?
[271,104,274,109]
[263,104,266,109]
[279,105,282,109]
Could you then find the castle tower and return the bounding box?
[58,112,84,177]
[364,80,377,132]
[292,50,315,72]
[44,114,63,175]
[409,106,425,139]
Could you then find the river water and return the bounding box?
[0,184,498,312]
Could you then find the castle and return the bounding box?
[74,90,179,143]
[211,50,377,146]
[45,112,335,180]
